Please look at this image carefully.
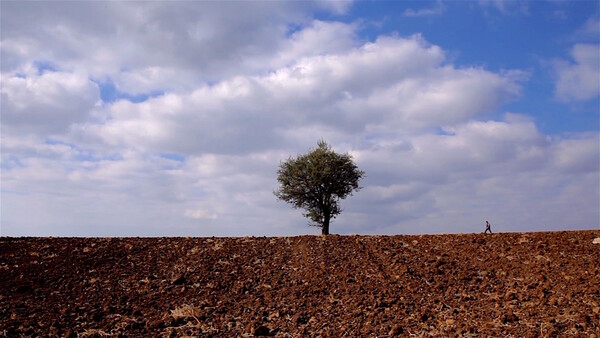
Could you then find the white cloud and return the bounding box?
[478,0,529,16]
[316,1,353,15]
[273,20,359,67]
[72,35,520,159]
[575,16,600,40]
[554,44,600,102]
[185,208,218,220]
[341,114,598,234]
[1,68,99,135]
[553,134,600,174]
[404,2,446,17]
[114,67,181,95]
[0,2,354,95]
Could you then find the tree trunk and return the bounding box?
[322,212,330,235]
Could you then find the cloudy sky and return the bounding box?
[1,1,599,236]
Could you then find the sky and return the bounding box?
[1,1,599,237]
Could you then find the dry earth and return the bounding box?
[1,230,599,337]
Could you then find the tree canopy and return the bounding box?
[275,140,364,235]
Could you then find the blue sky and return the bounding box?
[1,1,598,236]
[342,1,600,134]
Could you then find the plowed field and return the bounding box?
[1,230,599,337]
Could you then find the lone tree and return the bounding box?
[275,140,364,235]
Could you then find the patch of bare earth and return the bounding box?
[1,230,599,336]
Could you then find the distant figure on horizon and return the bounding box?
[484,221,492,234]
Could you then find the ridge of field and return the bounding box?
[1,230,599,336]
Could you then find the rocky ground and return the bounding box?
[1,230,599,337]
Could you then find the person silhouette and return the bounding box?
[484,221,492,234]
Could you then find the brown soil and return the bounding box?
[1,230,599,337]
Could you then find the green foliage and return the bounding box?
[275,140,365,235]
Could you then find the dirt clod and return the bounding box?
[253,325,271,336]
[503,311,520,323]
[171,275,186,285]
[389,324,404,335]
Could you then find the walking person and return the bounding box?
[484,221,492,234]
